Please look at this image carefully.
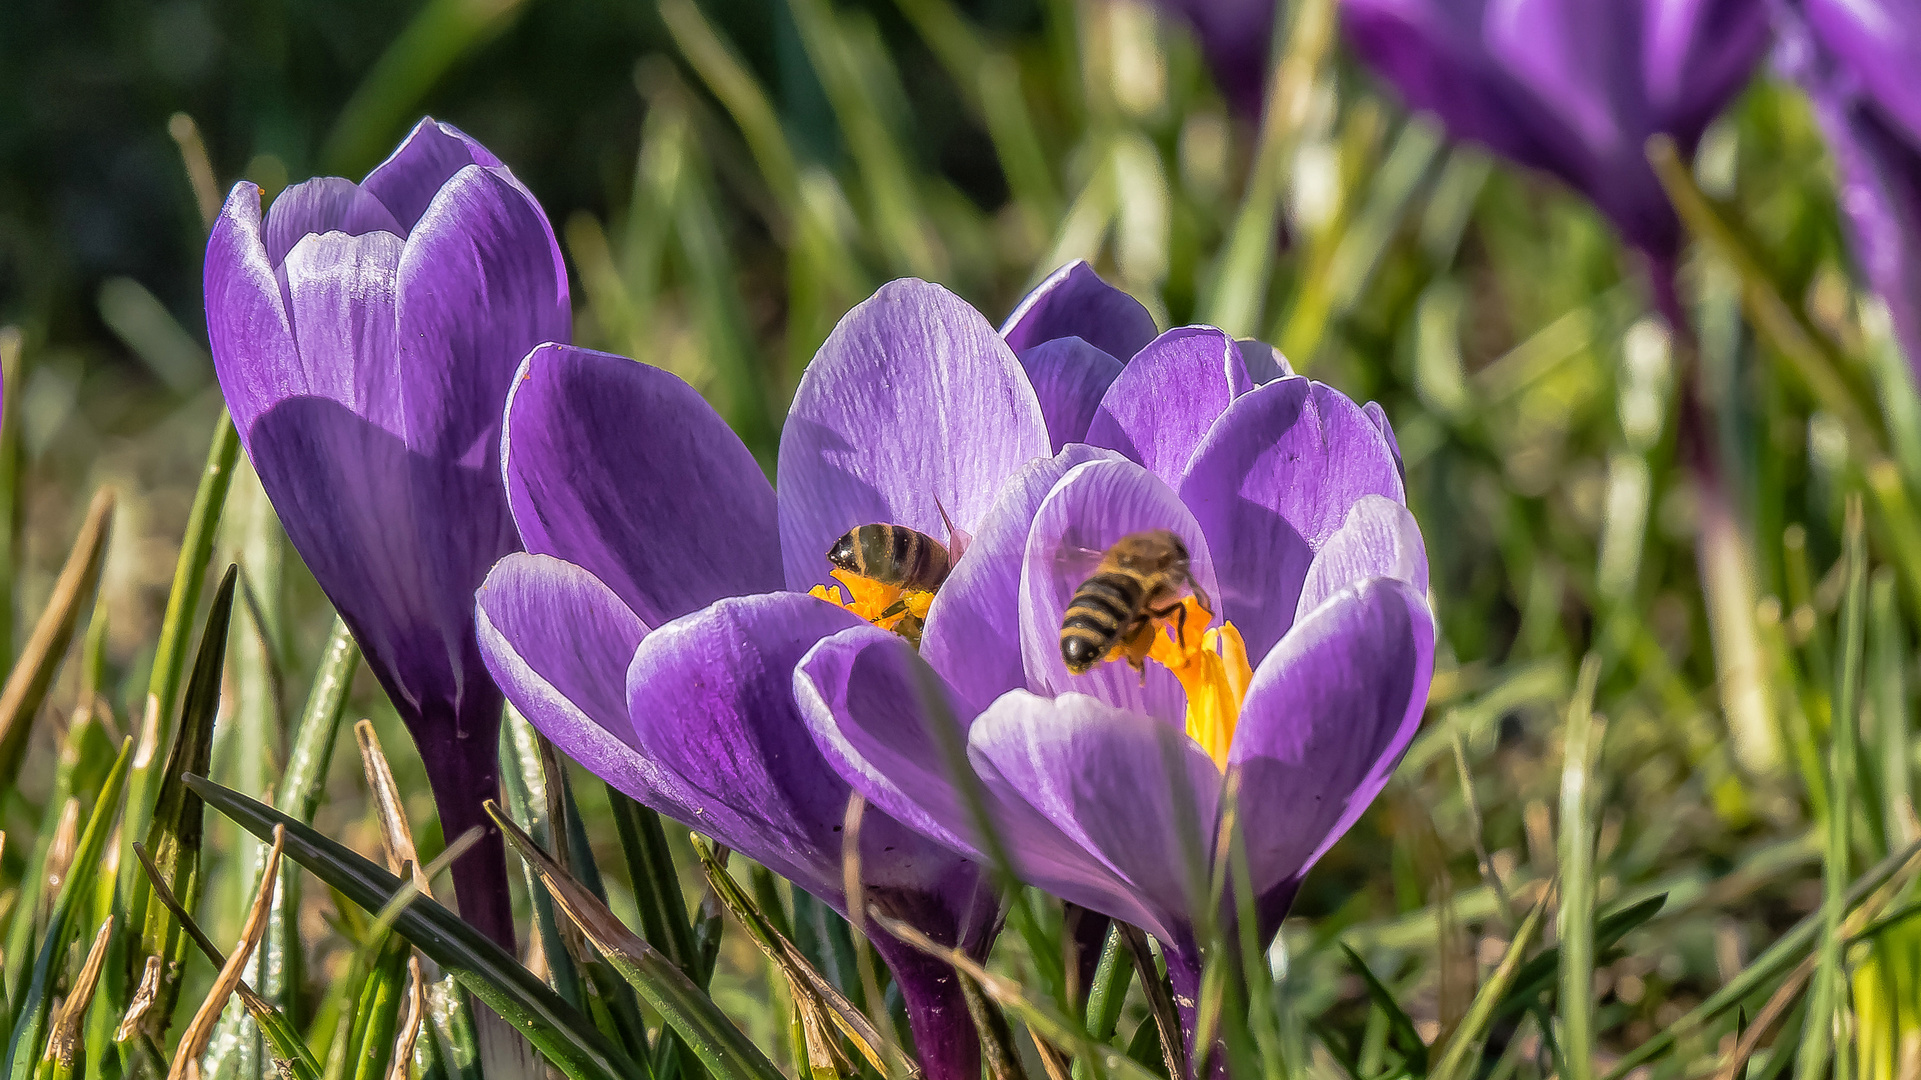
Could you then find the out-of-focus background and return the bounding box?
[4,0,1911,1072]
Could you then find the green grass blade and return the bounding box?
[1558,655,1603,1080]
[605,786,704,986]
[1869,572,1915,849]
[183,775,639,1080]
[1798,498,1868,1079]
[500,712,586,1013]
[2,738,131,1080]
[493,806,799,1080]
[124,564,236,1046]
[0,488,113,793]
[1429,888,1552,1080]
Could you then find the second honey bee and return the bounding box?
[826,523,954,594]
[1059,529,1211,675]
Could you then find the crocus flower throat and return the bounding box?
[1147,597,1252,769]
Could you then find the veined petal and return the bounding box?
[476,552,650,748]
[1178,377,1405,663]
[503,344,780,626]
[261,177,403,267]
[1295,495,1429,621]
[777,279,1049,593]
[1229,578,1433,936]
[394,163,570,462]
[1085,326,1253,486]
[362,117,509,231]
[1017,337,1126,452]
[625,593,962,900]
[1019,457,1220,723]
[969,690,1222,944]
[206,184,300,438]
[1238,339,1293,384]
[922,444,1121,713]
[1000,261,1159,363]
[276,230,406,433]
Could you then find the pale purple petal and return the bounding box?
[1229,578,1433,938]
[1295,495,1429,621]
[625,592,964,899]
[1000,261,1159,362]
[475,552,649,747]
[1238,339,1293,384]
[777,279,1050,593]
[275,230,405,432]
[502,344,780,626]
[261,177,403,267]
[1017,337,1126,452]
[921,444,1121,713]
[969,690,1222,944]
[1155,0,1276,115]
[1364,400,1404,471]
[361,117,508,231]
[1178,378,1405,662]
[206,184,300,438]
[1084,326,1253,486]
[1018,457,1220,722]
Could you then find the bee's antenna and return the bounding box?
[933,494,958,541]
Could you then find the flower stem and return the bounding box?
[870,932,982,1080]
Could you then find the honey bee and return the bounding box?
[1060,529,1211,675]
[826,523,954,594]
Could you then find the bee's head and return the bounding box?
[1061,636,1102,675]
[826,530,861,572]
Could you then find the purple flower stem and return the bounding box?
[869,933,983,1080]
[411,705,517,952]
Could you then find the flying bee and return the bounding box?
[1059,529,1212,676]
[826,523,954,594]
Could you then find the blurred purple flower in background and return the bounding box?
[1340,0,1771,260]
[1153,0,1280,116]
[1786,0,1921,378]
[203,118,569,948]
[799,306,1433,1057]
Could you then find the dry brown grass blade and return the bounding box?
[356,719,430,894]
[0,487,115,788]
[166,823,284,1080]
[115,956,163,1041]
[388,954,429,1080]
[43,916,114,1067]
[1119,922,1188,1080]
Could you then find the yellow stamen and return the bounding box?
[1141,597,1253,770]
[810,568,936,643]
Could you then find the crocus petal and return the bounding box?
[1000,261,1159,363]
[970,690,1222,943]
[275,230,405,432]
[1295,495,1429,621]
[261,177,404,267]
[922,444,1121,713]
[361,117,508,231]
[394,164,570,461]
[1364,401,1404,472]
[1155,0,1276,115]
[1178,377,1405,662]
[1019,457,1220,723]
[1230,577,1433,937]
[475,552,649,748]
[625,592,959,899]
[206,184,300,438]
[1238,339,1293,384]
[1017,337,1126,452]
[503,344,781,626]
[777,279,1050,593]
[1085,326,1253,486]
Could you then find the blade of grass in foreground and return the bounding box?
[1798,498,1867,1079]
[1,737,130,1080]
[1429,887,1553,1080]
[185,775,642,1080]
[490,804,792,1080]
[1558,655,1603,1080]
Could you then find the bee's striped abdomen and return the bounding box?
[1060,572,1146,673]
[828,523,952,592]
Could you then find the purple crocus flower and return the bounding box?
[1786,0,1921,378]
[472,275,1086,1080]
[797,318,1433,1057]
[204,118,569,947]
[1340,0,1770,260]
[1153,0,1279,116]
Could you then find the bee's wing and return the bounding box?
[1051,543,1108,585]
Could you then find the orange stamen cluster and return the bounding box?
[1131,596,1253,769]
[810,568,936,644]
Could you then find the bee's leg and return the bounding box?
[1148,601,1188,649]
[878,597,910,620]
[1193,583,1215,619]
[1128,652,1148,686]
